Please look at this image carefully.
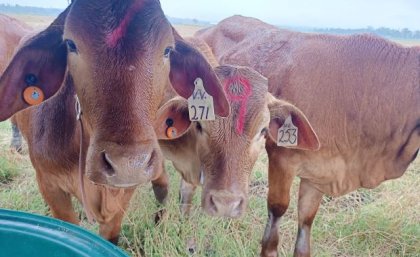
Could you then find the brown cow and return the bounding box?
[196,15,420,257]
[10,35,319,246]
[0,14,31,151]
[11,82,137,244]
[0,0,229,188]
[2,0,230,243]
[0,14,31,74]
[156,38,320,217]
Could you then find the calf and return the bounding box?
[156,38,320,217]
[3,0,230,243]
[0,0,229,188]
[11,82,137,243]
[12,38,319,236]
[197,15,420,257]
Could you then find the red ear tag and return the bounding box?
[166,127,178,139]
[23,86,45,106]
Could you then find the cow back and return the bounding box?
[197,15,420,196]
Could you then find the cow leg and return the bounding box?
[10,118,23,153]
[293,180,323,257]
[36,171,79,224]
[260,152,295,257]
[179,178,197,216]
[152,164,169,205]
[99,212,125,245]
[96,188,135,245]
[151,164,169,224]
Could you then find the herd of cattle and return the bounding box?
[0,1,418,257]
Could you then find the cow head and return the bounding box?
[0,0,229,188]
[156,65,320,217]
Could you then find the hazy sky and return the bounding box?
[0,0,418,30]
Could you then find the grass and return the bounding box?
[0,119,419,257]
[0,122,20,184]
[0,152,20,184]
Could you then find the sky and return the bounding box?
[0,0,418,30]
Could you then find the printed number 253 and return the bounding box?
[278,129,297,144]
[190,105,210,120]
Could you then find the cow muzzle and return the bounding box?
[203,190,247,218]
[86,141,162,188]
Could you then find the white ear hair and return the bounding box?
[265,92,277,105]
[157,96,188,114]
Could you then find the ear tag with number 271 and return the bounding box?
[277,115,298,147]
[188,78,215,121]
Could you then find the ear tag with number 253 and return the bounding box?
[188,78,215,121]
[277,115,298,147]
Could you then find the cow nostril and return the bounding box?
[234,198,244,212]
[209,195,218,212]
[147,150,157,169]
[101,152,115,176]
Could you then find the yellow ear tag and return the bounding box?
[166,127,178,139]
[23,86,45,106]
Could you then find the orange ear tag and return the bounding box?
[166,127,178,139]
[23,86,45,106]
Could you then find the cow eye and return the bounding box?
[261,128,268,135]
[65,39,78,53]
[259,128,268,139]
[164,47,172,58]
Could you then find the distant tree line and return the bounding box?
[299,26,420,40]
[0,4,418,40]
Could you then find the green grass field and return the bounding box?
[0,120,419,257]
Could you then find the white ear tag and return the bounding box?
[188,78,215,121]
[277,115,298,147]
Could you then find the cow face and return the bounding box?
[156,65,320,218]
[197,66,270,217]
[0,0,229,188]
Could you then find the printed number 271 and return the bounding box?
[190,105,210,121]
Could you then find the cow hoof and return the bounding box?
[260,248,278,257]
[186,238,196,255]
[109,235,120,245]
[154,208,167,225]
[10,142,23,154]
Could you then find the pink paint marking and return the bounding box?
[224,77,252,135]
[106,0,144,48]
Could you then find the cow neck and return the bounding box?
[75,95,94,223]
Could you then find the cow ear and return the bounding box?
[154,97,192,140]
[168,31,230,118]
[0,7,69,121]
[266,95,320,151]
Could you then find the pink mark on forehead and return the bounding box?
[106,0,145,48]
[224,76,252,135]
